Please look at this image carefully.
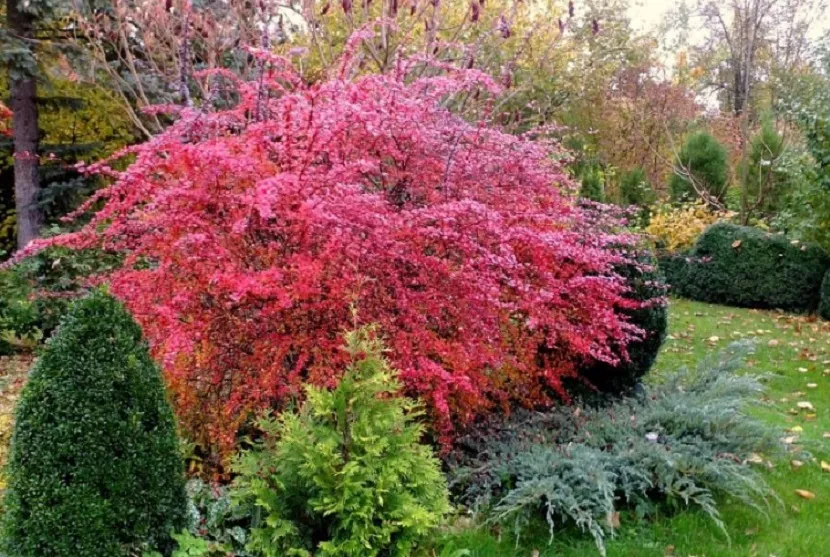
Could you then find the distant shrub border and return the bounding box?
[820,270,830,321]
[660,223,830,312]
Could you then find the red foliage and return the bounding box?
[21,50,645,465]
[0,101,11,138]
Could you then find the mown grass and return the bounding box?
[435,298,830,557]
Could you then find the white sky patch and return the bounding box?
[628,0,675,34]
[628,0,830,40]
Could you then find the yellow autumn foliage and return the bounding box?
[646,202,735,252]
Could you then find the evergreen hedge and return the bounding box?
[1,290,186,557]
[580,252,668,395]
[820,269,830,321]
[660,222,830,311]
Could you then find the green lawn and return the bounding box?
[436,299,830,557]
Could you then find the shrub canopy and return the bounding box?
[580,251,667,395]
[232,328,450,557]
[669,131,729,203]
[20,41,649,464]
[661,222,829,311]
[819,270,830,321]
[1,290,186,556]
[619,167,654,206]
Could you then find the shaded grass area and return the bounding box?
[0,355,32,490]
[436,299,830,557]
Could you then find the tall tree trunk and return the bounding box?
[7,0,42,250]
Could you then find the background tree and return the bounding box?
[737,118,789,219]
[3,0,42,249]
[669,131,730,206]
[675,0,827,220]
[596,63,702,192]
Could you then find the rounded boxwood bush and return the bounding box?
[580,251,668,395]
[662,223,829,311]
[820,269,830,321]
[1,290,186,557]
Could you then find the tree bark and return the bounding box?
[7,0,42,250]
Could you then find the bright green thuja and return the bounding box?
[1,290,186,557]
[232,327,451,557]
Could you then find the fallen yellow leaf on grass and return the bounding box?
[798,367,809,373]
[791,460,804,470]
[797,401,814,411]
[788,426,804,433]
[821,461,830,473]
[807,383,818,388]
[782,436,798,445]
[746,453,765,464]
[823,432,830,439]
[708,336,720,342]
[795,489,815,500]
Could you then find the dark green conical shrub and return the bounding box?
[579,168,605,202]
[1,290,186,557]
[669,132,729,203]
[619,167,654,206]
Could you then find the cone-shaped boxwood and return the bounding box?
[1,290,186,557]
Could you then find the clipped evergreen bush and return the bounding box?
[669,131,729,203]
[820,269,830,321]
[580,251,668,395]
[662,222,829,311]
[232,327,450,557]
[656,251,692,289]
[1,290,186,557]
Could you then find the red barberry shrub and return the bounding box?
[20,48,646,466]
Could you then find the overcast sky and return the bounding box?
[627,0,830,38]
[627,0,674,32]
